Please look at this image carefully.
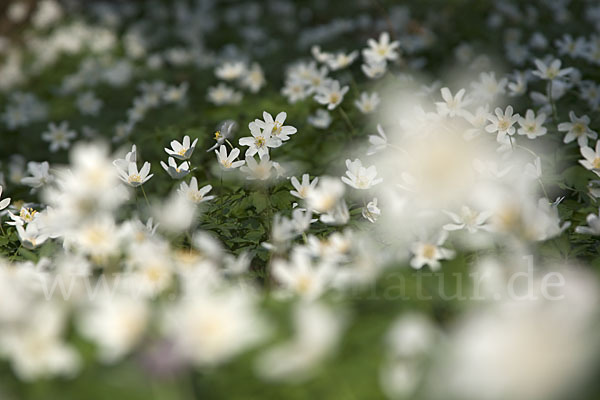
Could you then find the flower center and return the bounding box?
[421,244,436,259]
[129,174,142,183]
[255,136,266,148]
[272,122,282,135]
[20,208,37,222]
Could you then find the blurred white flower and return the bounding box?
[435,87,470,118]
[77,294,148,363]
[314,79,348,110]
[532,58,573,81]
[164,288,269,367]
[355,91,381,114]
[559,111,597,147]
[255,302,344,382]
[363,32,400,63]
[575,208,600,235]
[362,198,381,223]
[410,230,455,271]
[42,121,76,152]
[517,109,547,139]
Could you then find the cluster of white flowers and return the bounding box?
[208,60,266,105]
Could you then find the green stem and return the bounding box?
[547,80,559,123]
[9,243,22,262]
[140,185,151,210]
[338,107,356,136]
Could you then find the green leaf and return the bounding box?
[251,192,268,213]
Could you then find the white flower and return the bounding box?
[435,87,470,117]
[0,185,11,210]
[319,200,349,225]
[164,135,198,160]
[163,82,189,105]
[555,34,588,57]
[532,58,573,80]
[517,109,547,139]
[314,80,349,110]
[240,154,274,181]
[178,177,214,204]
[160,157,190,179]
[463,106,490,139]
[119,161,153,187]
[207,83,242,105]
[290,174,319,200]
[291,209,314,233]
[17,220,48,249]
[255,302,344,382]
[575,208,600,235]
[155,192,197,233]
[21,161,52,188]
[254,111,297,141]
[354,92,381,114]
[367,124,388,155]
[77,294,148,363]
[362,198,380,223]
[0,304,79,381]
[410,231,455,271]
[207,120,237,152]
[311,45,332,63]
[42,121,76,152]
[471,72,507,101]
[214,61,247,81]
[76,91,103,116]
[307,109,332,129]
[578,140,600,177]
[559,111,598,147]
[485,105,520,141]
[163,288,269,367]
[508,72,528,96]
[325,51,359,70]
[240,63,266,93]
[74,214,120,259]
[362,59,387,79]
[239,121,282,157]
[341,158,383,190]
[524,157,543,180]
[305,176,345,214]
[7,207,38,227]
[272,249,334,300]
[215,145,245,170]
[113,144,137,174]
[362,32,400,63]
[262,214,298,253]
[443,206,492,233]
[282,78,310,103]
